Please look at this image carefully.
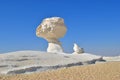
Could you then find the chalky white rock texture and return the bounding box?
[0,51,119,75]
[0,51,104,74]
[47,43,63,53]
[36,17,67,53]
[73,43,84,54]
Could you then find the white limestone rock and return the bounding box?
[73,43,84,54]
[47,43,63,53]
[36,17,67,53]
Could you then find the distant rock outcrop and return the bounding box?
[73,43,84,54]
[36,17,67,53]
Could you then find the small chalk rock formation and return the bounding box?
[36,17,67,53]
[73,43,84,54]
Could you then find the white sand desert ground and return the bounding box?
[0,50,119,74]
[0,50,119,80]
[0,62,120,80]
[0,51,104,74]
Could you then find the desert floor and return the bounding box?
[0,62,120,80]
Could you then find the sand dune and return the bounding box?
[0,62,120,80]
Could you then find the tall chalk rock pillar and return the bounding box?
[36,17,67,53]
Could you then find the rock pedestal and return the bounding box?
[36,17,67,53]
[47,43,63,53]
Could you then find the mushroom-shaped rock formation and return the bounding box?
[73,43,84,54]
[36,17,67,53]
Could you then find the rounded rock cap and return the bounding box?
[36,17,67,42]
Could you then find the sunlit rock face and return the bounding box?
[36,17,67,53]
[73,43,84,54]
[47,43,63,53]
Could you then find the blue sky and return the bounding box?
[0,0,120,56]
